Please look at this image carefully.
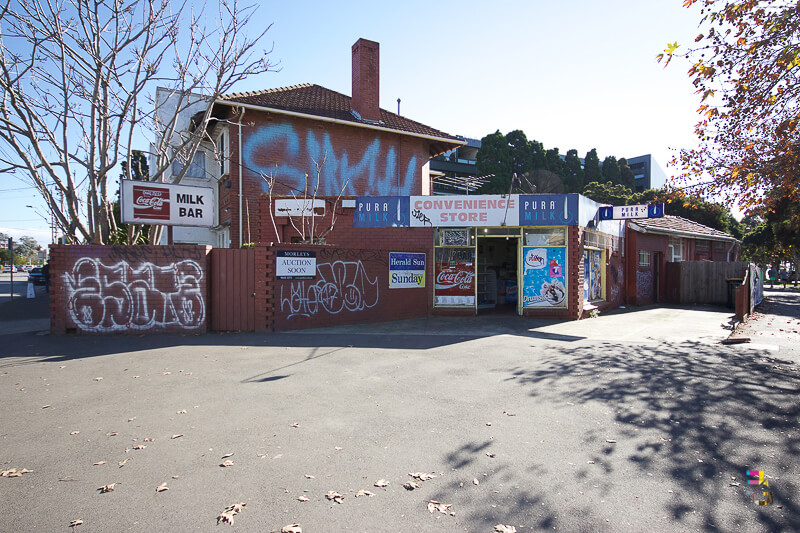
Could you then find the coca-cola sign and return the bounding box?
[132,185,170,220]
[435,268,475,291]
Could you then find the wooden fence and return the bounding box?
[674,261,749,305]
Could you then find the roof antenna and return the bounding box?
[397,98,401,115]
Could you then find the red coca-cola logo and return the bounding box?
[435,268,474,290]
[132,185,170,220]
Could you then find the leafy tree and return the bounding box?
[618,158,636,189]
[505,130,532,177]
[15,236,40,260]
[583,149,601,186]
[582,181,638,206]
[601,156,621,185]
[476,130,513,193]
[0,0,274,244]
[545,148,565,177]
[659,0,800,217]
[563,149,585,193]
[530,141,548,170]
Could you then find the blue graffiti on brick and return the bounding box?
[244,123,418,196]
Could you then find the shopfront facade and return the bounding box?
[354,193,625,321]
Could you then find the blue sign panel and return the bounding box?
[354,196,410,227]
[648,203,665,218]
[519,194,579,225]
[598,203,665,220]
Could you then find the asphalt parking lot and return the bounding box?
[0,301,798,532]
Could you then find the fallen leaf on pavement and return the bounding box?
[486,422,492,426]
[128,417,136,422]
[486,453,496,458]
[176,409,187,414]
[289,423,299,428]
[216,502,245,524]
[220,460,234,468]
[495,525,517,533]
[334,446,343,450]
[118,458,130,468]
[304,474,314,479]
[161,372,171,375]
[132,445,146,450]
[70,431,80,435]
[355,490,374,498]
[41,405,51,409]
[403,481,420,490]
[69,519,83,528]
[257,453,268,458]
[473,478,480,486]
[144,438,154,442]
[1,468,33,477]
[156,482,168,492]
[325,491,345,503]
[374,479,389,488]
[221,453,234,459]
[296,496,309,502]
[606,439,617,443]
[503,411,516,416]
[59,366,66,369]
[409,472,435,481]
[97,483,115,493]
[282,524,302,533]
[94,377,103,381]
[93,461,106,466]
[427,500,452,514]
[171,434,183,439]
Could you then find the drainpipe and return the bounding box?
[726,240,735,261]
[238,107,245,247]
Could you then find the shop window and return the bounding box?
[438,228,470,246]
[638,251,650,267]
[524,227,565,246]
[522,227,567,308]
[584,249,604,302]
[434,246,475,307]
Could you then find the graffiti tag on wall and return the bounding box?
[279,260,379,319]
[245,122,419,196]
[636,269,654,302]
[64,258,205,332]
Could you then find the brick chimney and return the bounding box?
[351,38,380,122]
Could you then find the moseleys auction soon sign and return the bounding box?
[276,250,316,280]
[120,180,215,227]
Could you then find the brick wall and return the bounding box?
[270,244,432,331]
[50,245,211,334]
[220,111,431,248]
[625,229,668,306]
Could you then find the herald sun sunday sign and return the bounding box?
[120,180,215,227]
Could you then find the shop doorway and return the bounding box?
[476,236,519,314]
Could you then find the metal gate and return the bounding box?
[210,248,256,332]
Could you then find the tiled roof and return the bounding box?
[631,215,737,240]
[219,83,463,143]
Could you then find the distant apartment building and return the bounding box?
[429,137,482,194]
[627,154,668,192]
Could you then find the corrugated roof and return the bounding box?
[219,83,463,144]
[631,215,737,240]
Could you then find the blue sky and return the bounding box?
[1,0,704,244]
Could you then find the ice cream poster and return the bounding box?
[523,247,566,307]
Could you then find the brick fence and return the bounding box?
[50,245,211,334]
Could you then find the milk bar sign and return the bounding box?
[276,250,316,280]
[120,180,215,227]
[598,203,665,221]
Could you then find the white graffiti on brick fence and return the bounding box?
[64,257,205,332]
[280,260,379,318]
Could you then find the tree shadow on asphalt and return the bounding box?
[479,340,800,531]
[752,291,800,321]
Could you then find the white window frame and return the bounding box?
[217,128,229,178]
[171,148,206,180]
[668,237,684,262]
[638,250,650,267]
